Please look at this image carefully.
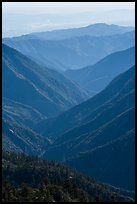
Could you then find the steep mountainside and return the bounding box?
[40,66,135,191]
[36,66,135,140]
[67,129,135,191]
[65,47,135,94]
[2,151,134,202]
[2,97,47,129]
[2,44,88,128]
[3,31,135,71]
[43,106,134,161]
[2,120,50,155]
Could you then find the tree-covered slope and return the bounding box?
[2,151,134,202]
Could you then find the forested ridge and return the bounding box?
[2,151,134,202]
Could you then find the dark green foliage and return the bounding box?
[2,151,133,202]
[2,181,18,202]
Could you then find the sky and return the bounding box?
[2,2,135,14]
[2,2,135,37]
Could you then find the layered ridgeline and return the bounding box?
[65,47,135,94]
[2,151,134,202]
[4,23,134,40]
[2,44,88,129]
[36,66,135,191]
[36,66,135,140]
[3,24,135,71]
[2,119,50,155]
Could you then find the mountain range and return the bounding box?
[36,66,135,140]
[2,44,88,129]
[3,25,135,71]
[4,23,134,40]
[2,23,135,198]
[36,66,135,191]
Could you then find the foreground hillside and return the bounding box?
[2,151,134,202]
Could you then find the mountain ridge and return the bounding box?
[38,66,135,191]
[65,46,135,94]
[3,23,134,41]
[2,43,88,129]
[3,31,135,71]
[36,66,135,140]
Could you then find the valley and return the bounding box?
[2,14,135,202]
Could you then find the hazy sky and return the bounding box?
[2,2,135,37]
[3,2,135,14]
